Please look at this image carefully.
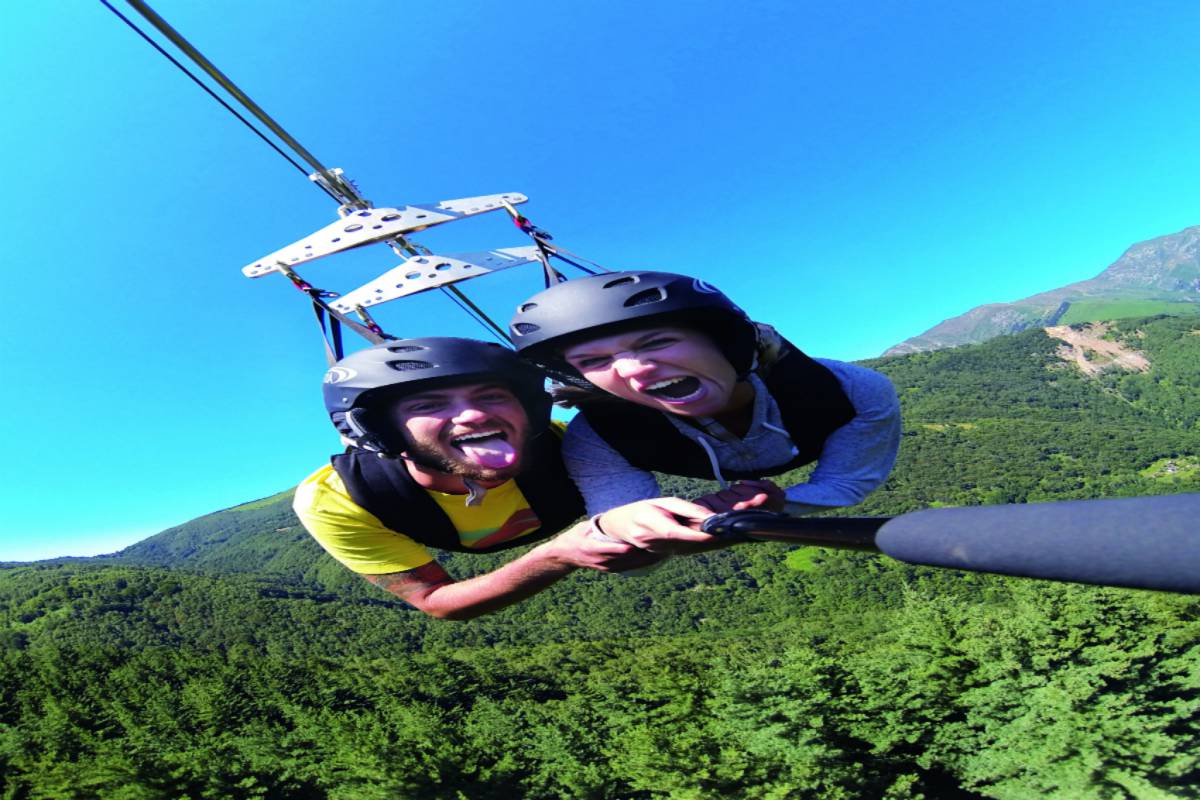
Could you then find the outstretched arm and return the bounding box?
[297,464,725,620]
[783,361,901,513]
[562,415,662,515]
[296,466,659,620]
[365,517,665,620]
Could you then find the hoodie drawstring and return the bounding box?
[696,436,730,489]
[762,422,800,457]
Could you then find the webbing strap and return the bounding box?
[309,301,343,364]
[547,248,603,277]
[534,243,567,287]
[280,263,389,364]
[309,294,392,363]
[444,284,512,344]
[502,201,606,281]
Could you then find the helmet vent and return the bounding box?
[519,302,538,312]
[513,322,541,334]
[603,276,637,289]
[387,345,426,353]
[387,359,434,371]
[624,288,666,307]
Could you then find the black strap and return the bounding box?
[547,248,602,277]
[581,345,856,480]
[310,301,343,363]
[280,264,389,364]
[333,450,466,550]
[332,432,585,554]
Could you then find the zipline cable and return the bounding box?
[119,0,359,203]
[104,0,553,345]
[99,0,336,200]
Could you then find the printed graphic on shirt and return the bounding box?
[295,464,546,574]
[459,507,542,548]
[430,481,544,549]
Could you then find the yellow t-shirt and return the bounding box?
[293,464,546,574]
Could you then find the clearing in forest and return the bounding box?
[1044,323,1151,376]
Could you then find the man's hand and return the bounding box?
[694,480,786,514]
[594,497,727,555]
[545,521,667,572]
[366,526,662,619]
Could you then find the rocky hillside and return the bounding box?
[885,225,1200,355]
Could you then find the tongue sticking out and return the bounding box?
[458,438,517,469]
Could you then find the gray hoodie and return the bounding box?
[562,359,901,516]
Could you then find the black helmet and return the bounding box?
[323,337,551,454]
[509,271,759,374]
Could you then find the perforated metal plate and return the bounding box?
[329,246,543,312]
[242,192,528,278]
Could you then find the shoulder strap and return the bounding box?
[579,342,858,480]
[332,437,585,555]
[331,449,466,551]
[511,430,588,534]
[764,345,857,464]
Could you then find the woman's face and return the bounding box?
[562,326,745,417]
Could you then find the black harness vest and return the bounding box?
[331,431,585,554]
[579,346,856,481]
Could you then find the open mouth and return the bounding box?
[643,376,703,401]
[450,430,508,449]
[450,429,517,469]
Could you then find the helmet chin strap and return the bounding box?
[462,479,488,506]
[345,408,392,456]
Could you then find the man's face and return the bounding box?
[386,382,531,482]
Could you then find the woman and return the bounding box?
[509,271,901,519]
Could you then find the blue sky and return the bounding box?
[2,1,1198,560]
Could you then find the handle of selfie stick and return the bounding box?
[703,493,1200,594]
[702,512,888,550]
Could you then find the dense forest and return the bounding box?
[3,316,1199,799]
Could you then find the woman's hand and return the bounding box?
[694,479,786,514]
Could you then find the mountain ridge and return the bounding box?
[885,224,1200,355]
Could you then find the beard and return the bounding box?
[400,429,528,483]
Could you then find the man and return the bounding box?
[294,337,754,620]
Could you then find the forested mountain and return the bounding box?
[3,315,1199,798]
[886,225,1200,355]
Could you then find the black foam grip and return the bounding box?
[875,494,1200,594]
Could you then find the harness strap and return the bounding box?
[502,200,604,284]
[279,263,390,364]
[332,430,585,554]
[580,344,856,481]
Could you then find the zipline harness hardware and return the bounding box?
[104,0,607,363]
